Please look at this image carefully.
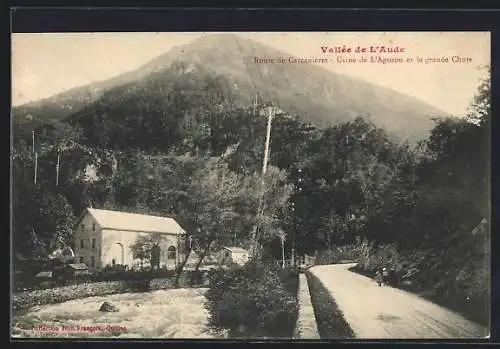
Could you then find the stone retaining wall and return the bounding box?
[12,275,208,312]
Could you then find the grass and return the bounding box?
[278,268,300,338]
[304,270,355,339]
[11,288,219,339]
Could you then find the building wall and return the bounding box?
[101,230,182,270]
[73,212,102,272]
[217,250,249,266]
[232,252,249,266]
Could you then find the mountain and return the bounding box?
[12,33,448,143]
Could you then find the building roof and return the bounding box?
[85,208,186,235]
[67,263,89,270]
[36,271,53,278]
[223,246,249,254]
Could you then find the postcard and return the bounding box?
[11,31,491,340]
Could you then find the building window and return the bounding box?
[81,224,85,230]
[167,246,176,259]
[91,256,95,267]
[80,239,84,249]
[92,238,96,249]
[92,223,96,231]
[79,257,84,264]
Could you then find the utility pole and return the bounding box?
[251,104,275,258]
[56,152,61,186]
[34,152,38,185]
[32,130,35,155]
[262,105,273,177]
[250,94,258,143]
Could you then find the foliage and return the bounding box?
[237,165,294,257]
[12,177,76,259]
[204,262,299,338]
[129,233,162,267]
[314,242,364,265]
[187,159,242,248]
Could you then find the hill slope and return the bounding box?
[12,33,448,143]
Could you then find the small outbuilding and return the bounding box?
[218,247,249,267]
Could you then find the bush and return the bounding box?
[279,267,300,298]
[123,272,153,292]
[188,270,206,287]
[204,262,299,338]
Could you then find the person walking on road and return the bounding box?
[375,268,384,286]
[382,267,390,285]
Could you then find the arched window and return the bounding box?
[167,246,176,259]
[107,243,124,266]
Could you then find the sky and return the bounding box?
[11,32,490,116]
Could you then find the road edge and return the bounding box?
[305,269,356,339]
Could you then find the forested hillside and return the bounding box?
[13,34,447,144]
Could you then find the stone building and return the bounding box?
[73,208,186,271]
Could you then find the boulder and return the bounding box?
[99,301,119,312]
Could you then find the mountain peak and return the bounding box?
[13,33,447,144]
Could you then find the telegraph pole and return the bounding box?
[56,152,61,186]
[32,130,35,155]
[251,104,275,258]
[262,105,273,177]
[34,152,38,185]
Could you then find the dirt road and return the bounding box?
[309,263,489,339]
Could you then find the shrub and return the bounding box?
[188,270,206,287]
[123,272,153,292]
[204,262,299,338]
[279,267,300,298]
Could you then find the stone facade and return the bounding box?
[101,230,180,270]
[74,212,102,271]
[73,209,184,272]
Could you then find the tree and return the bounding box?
[189,159,242,270]
[243,165,294,259]
[170,158,243,280]
[12,183,76,259]
[277,229,287,268]
[129,233,162,269]
[465,67,490,126]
